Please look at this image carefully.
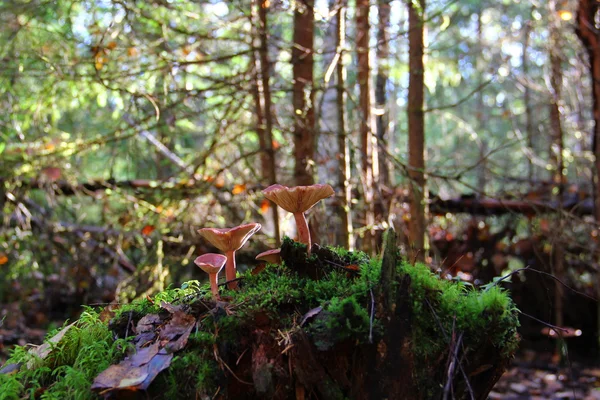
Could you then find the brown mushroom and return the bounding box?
[198,223,262,289]
[194,253,227,299]
[262,184,334,251]
[255,248,281,264]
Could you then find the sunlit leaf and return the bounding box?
[232,184,246,195]
[141,225,156,236]
[260,199,270,214]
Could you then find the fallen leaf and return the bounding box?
[344,264,360,272]
[27,322,76,369]
[300,306,323,326]
[136,314,162,334]
[91,342,173,393]
[92,303,197,396]
[0,363,21,375]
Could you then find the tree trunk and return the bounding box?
[356,0,377,253]
[577,0,600,358]
[336,2,353,250]
[318,0,352,248]
[407,0,426,262]
[475,9,487,197]
[549,0,565,358]
[293,0,316,187]
[376,0,391,190]
[252,0,280,245]
[523,6,535,187]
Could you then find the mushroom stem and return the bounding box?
[209,273,220,299]
[293,212,311,251]
[225,249,238,289]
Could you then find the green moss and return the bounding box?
[1,247,519,399]
[399,261,520,393]
[308,296,375,351]
[159,334,221,399]
[0,309,132,400]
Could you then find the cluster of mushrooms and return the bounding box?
[194,183,335,299]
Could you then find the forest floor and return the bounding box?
[491,351,600,399]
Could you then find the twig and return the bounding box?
[369,288,375,344]
[425,299,475,399]
[323,259,360,274]
[484,266,597,303]
[517,310,569,333]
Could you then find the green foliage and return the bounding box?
[159,333,221,399]
[0,310,132,400]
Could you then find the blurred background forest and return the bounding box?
[2,0,600,393]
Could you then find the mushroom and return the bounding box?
[198,223,262,289]
[262,184,334,251]
[194,253,227,299]
[255,249,281,264]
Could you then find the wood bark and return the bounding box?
[475,9,487,197]
[549,0,566,342]
[575,0,600,353]
[254,0,281,245]
[356,0,377,253]
[407,0,426,262]
[318,0,352,248]
[523,6,535,187]
[376,0,391,189]
[293,0,316,187]
[336,2,353,249]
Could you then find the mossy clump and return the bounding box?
[0,244,519,399]
[0,310,132,400]
[399,261,520,395]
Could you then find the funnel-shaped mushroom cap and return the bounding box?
[262,184,334,213]
[198,223,262,252]
[255,249,281,264]
[194,253,227,274]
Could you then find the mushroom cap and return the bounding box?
[194,253,227,274]
[262,184,335,213]
[255,248,281,264]
[198,223,262,253]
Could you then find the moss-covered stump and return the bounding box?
[0,237,519,399]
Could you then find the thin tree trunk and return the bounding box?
[319,0,352,248]
[523,6,535,187]
[549,0,565,357]
[576,0,600,358]
[337,1,353,249]
[293,0,316,187]
[356,0,376,253]
[376,0,391,189]
[475,9,487,197]
[407,0,426,262]
[252,0,280,245]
